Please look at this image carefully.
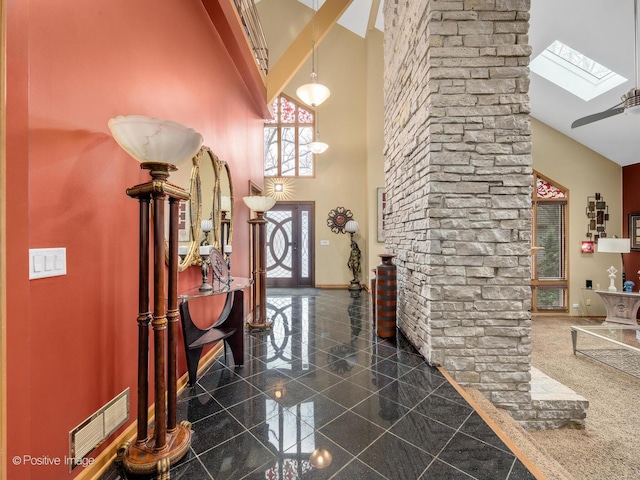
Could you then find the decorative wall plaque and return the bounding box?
[327,207,353,234]
[586,193,608,242]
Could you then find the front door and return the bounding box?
[265,202,314,288]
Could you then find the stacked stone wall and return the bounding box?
[383,0,533,416]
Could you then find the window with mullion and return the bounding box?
[264,95,315,177]
[532,171,569,312]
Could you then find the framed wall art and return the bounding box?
[585,192,609,243]
[629,213,640,250]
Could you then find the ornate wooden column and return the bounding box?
[243,195,275,329]
[122,162,192,477]
[248,212,269,326]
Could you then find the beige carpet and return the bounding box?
[464,316,640,480]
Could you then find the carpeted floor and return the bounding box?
[467,316,640,480]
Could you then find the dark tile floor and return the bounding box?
[104,289,537,480]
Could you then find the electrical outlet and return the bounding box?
[586,298,591,306]
[320,240,330,246]
[572,303,579,308]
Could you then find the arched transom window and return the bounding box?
[532,171,569,312]
[264,95,315,177]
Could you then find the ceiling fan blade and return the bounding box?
[571,106,625,128]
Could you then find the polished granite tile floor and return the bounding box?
[105,289,537,480]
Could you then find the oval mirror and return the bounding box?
[162,151,201,272]
[219,160,234,249]
[199,147,221,251]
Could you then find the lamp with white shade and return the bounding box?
[308,110,329,154]
[309,138,329,155]
[108,115,203,166]
[597,237,631,291]
[111,115,201,474]
[201,219,212,246]
[296,0,330,108]
[243,195,276,212]
[297,74,330,108]
[243,196,276,328]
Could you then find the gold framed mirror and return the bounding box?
[199,147,221,251]
[167,146,230,271]
[219,159,234,248]
[163,152,201,272]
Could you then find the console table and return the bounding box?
[179,277,252,385]
[594,290,640,325]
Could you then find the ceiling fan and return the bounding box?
[571,0,640,128]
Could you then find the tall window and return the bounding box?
[532,171,568,312]
[264,95,315,177]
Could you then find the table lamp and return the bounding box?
[597,237,630,291]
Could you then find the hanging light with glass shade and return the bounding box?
[308,110,329,154]
[296,0,330,108]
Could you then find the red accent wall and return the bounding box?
[6,0,32,471]
[6,0,266,478]
[623,163,640,294]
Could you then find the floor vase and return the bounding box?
[375,254,397,338]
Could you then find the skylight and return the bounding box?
[530,40,627,101]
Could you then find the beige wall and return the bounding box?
[532,118,622,317]
[258,1,622,308]
[258,0,382,287]
[365,29,386,284]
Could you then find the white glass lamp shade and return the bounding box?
[345,220,358,234]
[221,195,232,212]
[309,140,329,154]
[108,115,203,165]
[201,219,212,233]
[243,196,276,212]
[597,238,630,253]
[296,74,331,107]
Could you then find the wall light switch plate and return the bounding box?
[320,240,330,246]
[30,248,66,279]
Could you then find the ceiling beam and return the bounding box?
[368,0,381,32]
[266,0,354,105]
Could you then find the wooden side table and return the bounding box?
[178,277,252,385]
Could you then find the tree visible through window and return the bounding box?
[532,171,568,312]
[264,95,315,177]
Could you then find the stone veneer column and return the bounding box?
[383,0,533,417]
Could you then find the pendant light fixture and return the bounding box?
[308,110,329,154]
[296,0,330,107]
